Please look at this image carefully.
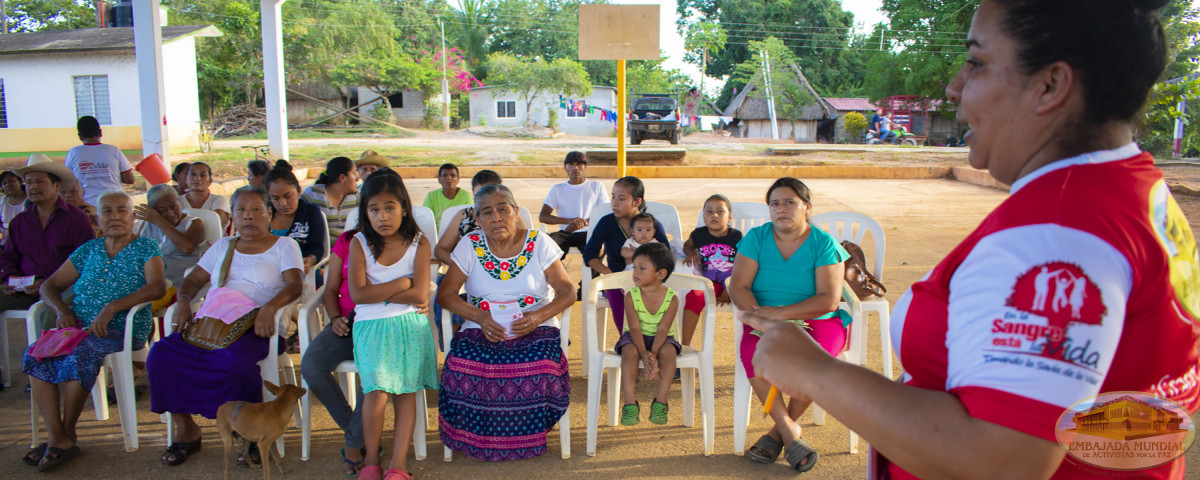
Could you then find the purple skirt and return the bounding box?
[147,332,269,419]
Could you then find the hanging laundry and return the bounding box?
[560,100,566,109]
[588,106,595,114]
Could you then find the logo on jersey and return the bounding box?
[1007,262,1106,328]
[1055,391,1195,471]
[1149,181,1199,323]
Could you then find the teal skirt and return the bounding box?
[352,311,440,395]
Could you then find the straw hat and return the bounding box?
[357,150,391,169]
[18,153,78,190]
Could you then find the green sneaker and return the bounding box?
[649,400,669,425]
[621,403,640,426]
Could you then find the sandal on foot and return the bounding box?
[746,434,783,464]
[785,437,819,472]
[359,465,383,480]
[161,437,202,466]
[620,402,640,426]
[36,445,80,473]
[649,400,669,425]
[341,448,366,477]
[384,468,413,480]
[22,442,47,466]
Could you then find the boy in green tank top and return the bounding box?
[615,243,683,426]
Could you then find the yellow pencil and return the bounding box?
[763,385,778,418]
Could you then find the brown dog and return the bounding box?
[216,381,306,480]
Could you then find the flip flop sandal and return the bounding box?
[359,465,383,480]
[36,445,80,473]
[341,448,366,477]
[383,468,413,480]
[161,437,202,466]
[746,434,783,464]
[785,437,819,473]
[22,442,48,466]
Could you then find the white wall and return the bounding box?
[1,50,141,128]
[162,38,201,148]
[356,88,426,128]
[0,42,202,149]
[469,87,618,136]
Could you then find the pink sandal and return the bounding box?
[384,468,412,480]
[359,465,383,480]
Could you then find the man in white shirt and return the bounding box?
[539,151,608,259]
[64,115,134,208]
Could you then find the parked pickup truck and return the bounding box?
[629,94,680,145]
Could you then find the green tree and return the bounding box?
[4,0,95,32]
[684,21,727,101]
[445,0,494,72]
[864,0,973,100]
[328,55,440,124]
[486,53,591,128]
[1161,0,1200,81]
[677,0,865,108]
[625,54,693,101]
[166,0,268,116]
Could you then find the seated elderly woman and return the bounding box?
[728,177,849,472]
[146,185,303,467]
[135,184,206,298]
[21,190,165,472]
[437,184,575,461]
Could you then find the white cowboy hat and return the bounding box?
[18,154,78,190]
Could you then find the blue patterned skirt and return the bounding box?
[438,327,569,461]
[22,332,141,392]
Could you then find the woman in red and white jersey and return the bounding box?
[744,1,1198,479]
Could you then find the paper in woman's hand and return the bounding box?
[489,299,522,339]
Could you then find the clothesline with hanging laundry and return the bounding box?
[558,96,622,129]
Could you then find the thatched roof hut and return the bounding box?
[725,64,836,122]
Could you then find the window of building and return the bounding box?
[0,79,7,128]
[73,75,112,125]
[496,100,516,118]
[567,100,587,118]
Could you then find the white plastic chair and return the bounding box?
[26,300,153,452]
[297,285,438,462]
[578,201,682,378]
[440,294,572,461]
[161,297,300,456]
[810,212,892,379]
[731,283,864,456]
[181,208,223,246]
[437,204,532,238]
[303,211,332,296]
[2,308,30,387]
[344,207,360,232]
[413,206,440,280]
[584,271,716,456]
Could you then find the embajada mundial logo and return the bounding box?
[1055,391,1195,472]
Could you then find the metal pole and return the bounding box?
[2,0,8,34]
[94,0,105,27]
[763,50,779,140]
[617,59,627,177]
[440,20,450,131]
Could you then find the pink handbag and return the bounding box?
[30,327,89,361]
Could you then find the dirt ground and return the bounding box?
[2,157,1199,479]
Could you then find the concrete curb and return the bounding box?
[951,166,1009,191]
[343,165,956,180]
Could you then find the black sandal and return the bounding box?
[160,437,202,466]
[746,434,783,463]
[36,445,80,473]
[785,437,819,472]
[22,442,48,466]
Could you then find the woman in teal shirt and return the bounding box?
[728,177,848,472]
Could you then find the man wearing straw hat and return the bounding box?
[356,150,390,183]
[0,154,93,329]
[64,116,134,209]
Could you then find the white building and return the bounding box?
[354,88,428,128]
[0,25,220,154]
[468,85,618,136]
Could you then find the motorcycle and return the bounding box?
[866,126,919,146]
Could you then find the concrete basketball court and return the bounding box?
[1,176,1195,479]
